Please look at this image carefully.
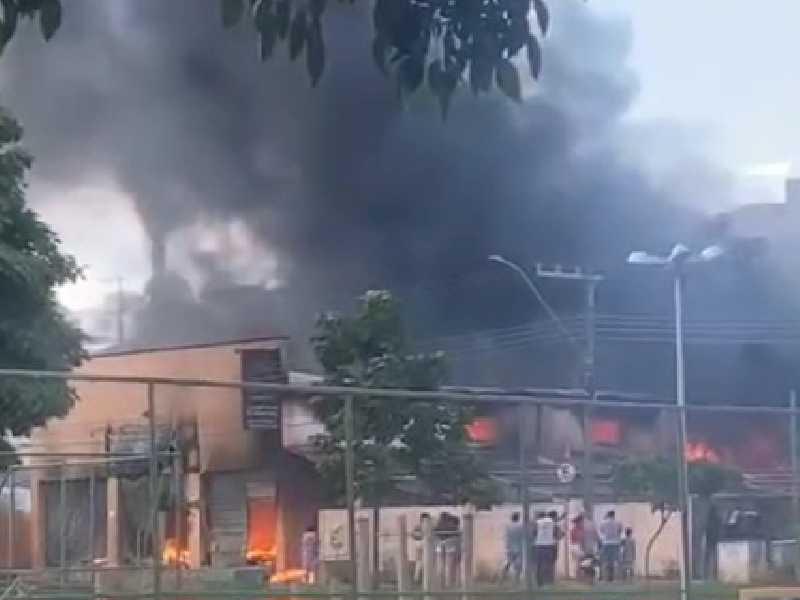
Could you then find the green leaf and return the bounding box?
[252,0,271,17]
[398,56,424,94]
[1,0,19,52]
[309,0,327,19]
[438,69,459,120]
[254,0,272,29]
[371,35,387,76]
[257,20,276,61]
[533,0,549,35]
[306,19,325,86]
[526,34,541,80]
[426,59,444,94]
[221,0,244,28]
[39,0,61,42]
[289,9,307,61]
[275,0,290,39]
[469,59,492,95]
[496,58,521,102]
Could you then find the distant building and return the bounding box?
[709,177,800,268]
[24,336,323,573]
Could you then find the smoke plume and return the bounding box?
[1,1,793,403]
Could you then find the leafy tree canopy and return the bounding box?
[0,106,84,455]
[615,457,742,508]
[311,290,498,508]
[0,0,549,117]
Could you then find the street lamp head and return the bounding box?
[698,244,725,262]
[667,244,692,264]
[628,244,724,268]
[627,251,667,266]
[488,254,504,263]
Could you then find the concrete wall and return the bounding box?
[0,494,31,569]
[22,339,325,570]
[319,501,681,580]
[26,339,286,472]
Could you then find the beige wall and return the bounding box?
[27,339,285,472]
[319,501,681,580]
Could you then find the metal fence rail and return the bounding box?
[0,369,795,600]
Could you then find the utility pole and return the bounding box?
[116,277,126,346]
[536,265,604,514]
[790,390,799,580]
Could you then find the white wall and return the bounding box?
[318,501,682,580]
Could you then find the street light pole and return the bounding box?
[627,243,724,600]
[674,271,692,600]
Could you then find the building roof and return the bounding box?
[90,335,289,359]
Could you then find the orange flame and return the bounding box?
[162,538,190,567]
[246,546,277,565]
[686,441,721,464]
[270,569,307,585]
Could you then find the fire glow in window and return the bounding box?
[590,419,621,446]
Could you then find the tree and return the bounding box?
[0,106,85,458]
[311,290,497,578]
[615,457,741,579]
[0,0,549,117]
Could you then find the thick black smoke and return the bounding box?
[1,1,793,402]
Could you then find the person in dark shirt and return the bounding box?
[620,528,636,581]
[705,505,721,579]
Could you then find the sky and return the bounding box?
[599,1,800,175]
[6,1,800,317]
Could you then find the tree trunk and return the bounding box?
[373,504,380,588]
[645,509,672,580]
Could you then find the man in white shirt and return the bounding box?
[598,510,623,581]
[533,511,559,585]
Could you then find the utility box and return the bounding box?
[718,540,768,583]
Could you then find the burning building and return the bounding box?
[24,337,324,573]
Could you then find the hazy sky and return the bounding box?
[599,1,800,175]
[7,1,800,314]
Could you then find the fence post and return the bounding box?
[790,390,799,580]
[7,468,14,570]
[518,402,532,592]
[422,513,434,600]
[173,444,183,589]
[357,516,371,593]
[344,395,358,598]
[461,512,474,600]
[397,515,409,600]
[88,469,95,589]
[147,382,161,600]
[59,464,67,584]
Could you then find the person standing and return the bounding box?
[434,512,461,588]
[301,525,319,584]
[571,513,597,580]
[412,513,430,585]
[504,512,525,583]
[548,511,564,578]
[598,510,623,582]
[704,505,721,580]
[534,511,557,586]
[620,527,636,581]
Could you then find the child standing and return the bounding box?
[620,527,636,581]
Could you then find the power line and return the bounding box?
[417,317,580,346]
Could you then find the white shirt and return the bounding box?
[599,518,623,545]
[534,516,555,547]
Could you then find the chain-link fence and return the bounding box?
[0,369,797,600]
